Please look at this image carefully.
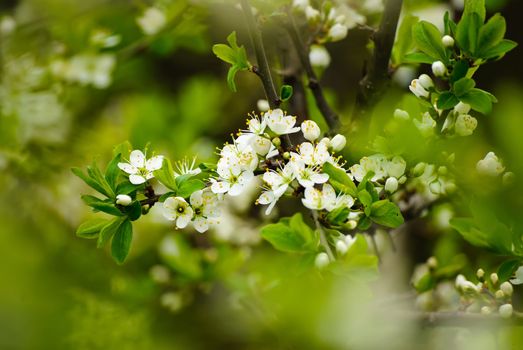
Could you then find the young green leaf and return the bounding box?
[111,219,133,264]
[437,91,459,110]
[453,77,476,97]
[81,195,123,216]
[459,88,493,114]
[177,179,205,198]
[478,14,506,55]
[402,52,434,64]
[280,85,293,101]
[481,39,517,60]
[76,218,112,239]
[369,200,404,228]
[393,15,419,64]
[323,162,357,196]
[105,153,121,190]
[498,259,521,282]
[463,0,486,23]
[456,12,482,55]
[212,31,252,92]
[97,216,126,248]
[153,158,178,191]
[412,21,447,62]
[261,214,317,254]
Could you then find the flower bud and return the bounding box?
[385,177,399,193]
[328,23,348,42]
[499,304,513,319]
[418,74,434,89]
[272,137,281,147]
[309,45,331,68]
[282,151,290,160]
[346,220,357,230]
[476,268,485,279]
[301,120,321,141]
[319,137,331,148]
[495,290,505,299]
[442,35,455,47]
[491,272,499,285]
[477,152,505,177]
[480,306,491,315]
[116,194,133,206]
[315,252,330,269]
[330,134,346,152]
[393,109,410,120]
[413,162,427,176]
[257,99,270,112]
[454,102,471,115]
[500,281,514,296]
[432,61,447,77]
[335,240,348,255]
[427,256,438,269]
[305,6,320,21]
[455,114,477,136]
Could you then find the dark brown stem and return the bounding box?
[285,11,340,132]
[240,0,281,109]
[353,0,403,122]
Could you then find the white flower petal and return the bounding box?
[130,150,146,168]
[118,162,138,175]
[146,155,164,171]
[211,180,230,194]
[193,217,209,233]
[129,174,146,185]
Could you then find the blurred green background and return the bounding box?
[1,0,523,349]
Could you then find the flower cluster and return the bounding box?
[349,154,407,194]
[163,189,221,232]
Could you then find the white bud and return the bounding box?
[137,7,167,36]
[393,109,410,120]
[116,194,133,206]
[344,235,357,248]
[409,79,429,98]
[301,120,321,141]
[335,240,348,255]
[418,74,434,89]
[309,45,331,68]
[499,304,513,319]
[454,102,471,114]
[500,281,514,296]
[480,306,492,315]
[330,134,346,152]
[442,35,455,47]
[257,99,270,112]
[315,252,330,269]
[292,0,309,11]
[385,177,399,193]
[431,61,447,77]
[328,23,348,42]
[346,220,357,230]
[455,114,477,136]
[150,265,170,283]
[427,256,438,269]
[305,6,320,21]
[477,152,505,177]
[476,268,485,279]
[495,290,505,299]
[491,272,499,285]
[319,137,331,148]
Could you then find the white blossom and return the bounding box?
[118,150,164,185]
[476,152,505,176]
[265,109,301,135]
[301,120,321,141]
[315,252,330,269]
[302,183,337,210]
[328,23,348,42]
[163,197,194,229]
[414,112,436,136]
[454,102,471,114]
[305,6,320,21]
[454,114,477,136]
[510,266,523,285]
[190,190,220,233]
[393,109,410,120]
[292,141,331,166]
[500,281,514,296]
[293,160,329,188]
[309,45,331,68]
[211,163,254,196]
[499,304,513,319]
[137,7,167,35]
[385,177,399,193]
[409,79,430,98]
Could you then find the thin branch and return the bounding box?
[285,11,340,132]
[240,0,281,109]
[312,210,335,260]
[353,0,403,122]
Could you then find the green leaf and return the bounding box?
[450,218,490,248]
[481,39,517,60]
[76,218,111,239]
[437,91,459,110]
[112,141,132,158]
[261,214,317,253]
[115,181,139,195]
[412,21,447,61]
[370,200,404,228]
[456,12,482,55]
[358,216,372,230]
[121,201,142,221]
[212,43,236,64]
[97,217,126,248]
[498,259,521,282]
[105,153,121,190]
[453,77,476,97]
[358,190,373,216]
[323,162,357,196]
[280,84,293,101]
[177,179,205,198]
[477,14,506,55]
[414,273,436,293]
[81,195,123,216]
[226,64,241,92]
[153,158,177,191]
[72,167,111,197]
[459,88,493,114]
[326,207,350,226]
[393,15,419,64]
[402,52,434,64]
[463,0,486,23]
[111,219,133,264]
[450,60,469,83]
[444,11,457,36]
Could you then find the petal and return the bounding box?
[265,200,277,215]
[129,174,146,185]
[228,183,243,196]
[176,215,190,229]
[146,156,164,171]
[130,150,146,168]
[163,197,177,210]
[297,178,314,188]
[118,162,137,175]
[190,190,203,207]
[193,217,209,233]
[311,173,329,184]
[211,181,230,194]
[257,191,275,205]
